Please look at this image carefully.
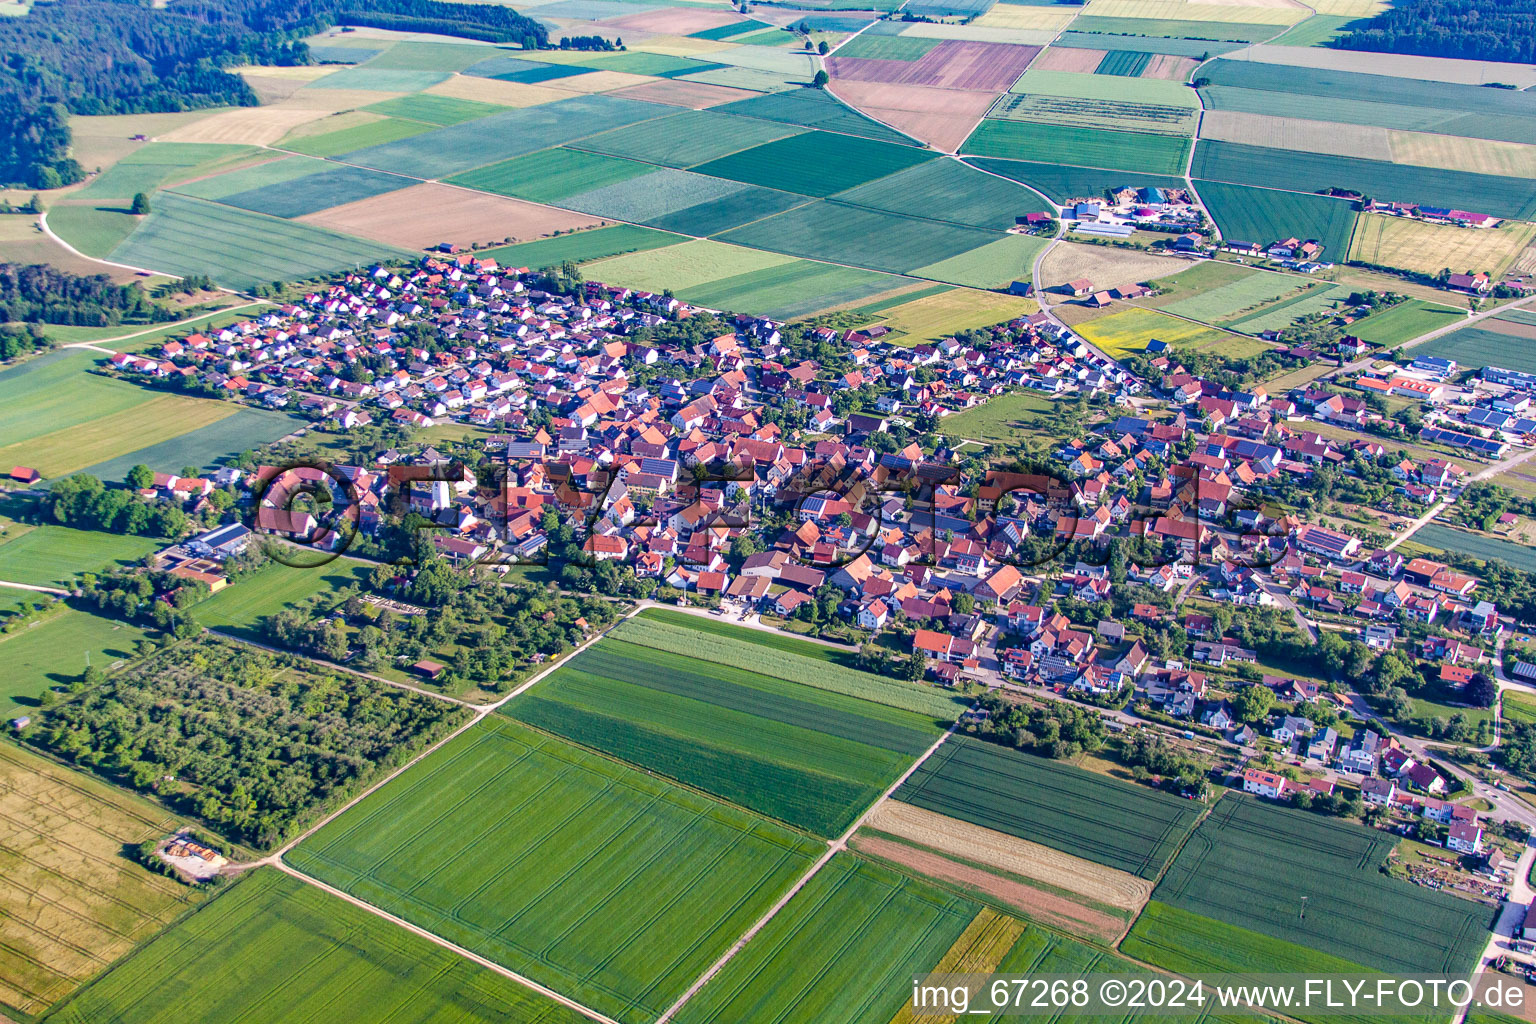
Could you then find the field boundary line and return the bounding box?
[655,720,963,1024]
[273,860,623,1024]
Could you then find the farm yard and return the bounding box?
[893,735,1203,878]
[1129,795,1493,977]
[287,718,824,1024]
[47,869,591,1024]
[503,635,943,836]
[0,745,206,1018]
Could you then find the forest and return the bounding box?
[1332,0,1536,63]
[0,263,182,326]
[28,637,469,848]
[0,0,547,187]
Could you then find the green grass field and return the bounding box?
[560,167,754,224]
[74,142,263,201]
[77,405,306,483]
[1193,179,1358,257]
[614,613,966,718]
[894,735,1204,878]
[1194,141,1536,222]
[965,157,1187,205]
[674,854,978,1024]
[504,636,940,836]
[0,526,161,588]
[693,130,936,197]
[1146,794,1493,975]
[910,233,1052,290]
[584,238,796,291]
[44,203,143,259]
[47,868,589,1024]
[1416,322,1536,375]
[964,120,1191,176]
[1011,68,1199,108]
[278,116,434,158]
[201,163,414,220]
[479,224,686,269]
[570,108,806,168]
[0,606,148,713]
[677,258,905,320]
[1160,270,1309,323]
[287,717,824,1024]
[361,93,510,126]
[1413,522,1536,573]
[448,147,656,204]
[873,288,1037,344]
[173,154,334,200]
[832,157,1050,229]
[645,185,811,236]
[109,193,411,290]
[1097,49,1153,76]
[0,350,147,448]
[193,560,371,640]
[832,32,942,59]
[1349,299,1466,347]
[1224,283,1345,334]
[939,390,1058,446]
[714,89,928,145]
[718,201,1000,276]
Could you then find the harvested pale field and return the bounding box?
[68,110,224,171]
[0,216,142,282]
[868,801,1153,910]
[1030,47,1107,73]
[1039,241,1192,291]
[1350,214,1536,278]
[829,80,994,151]
[1144,53,1199,79]
[244,64,342,82]
[158,106,333,146]
[1228,45,1536,86]
[1082,0,1307,21]
[853,832,1128,944]
[975,4,1081,31]
[1309,0,1385,12]
[610,79,760,108]
[277,109,381,142]
[274,87,406,111]
[299,183,605,249]
[888,910,1027,1024]
[424,76,575,107]
[1198,109,1393,160]
[600,7,739,33]
[1514,245,1536,277]
[1389,132,1536,180]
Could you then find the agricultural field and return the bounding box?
[1193,179,1358,260]
[0,606,148,713]
[74,142,265,201]
[448,147,655,204]
[910,233,1050,290]
[871,287,1038,344]
[894,735,1203,878]
[560,167,765,224]
[504,635,942,836]
[48,868,591,1024]
[481,224,686,268]
[826,38,1040,91]
[0,351,153,452]
[360,93,510,125]
[1223,283,1345,334]
[966,157,1187,205]
[963,120,1191,176]
[1011,68,1199,107]
[43,203,143,260]
[990,93,1198,136]
[1350,214,1536,278]
[1347,299,1467,347]
[1193,141,1536,222]
[692,130,936,197]
[286,717,825,1024]
[0,526,161,589]
[719,201,1000,276]
[1388,131,1536,180]
[1416,321,1536,376]
[568,107,805,167]
[831,157,1050,229]
[0,744,205,1018]
[277,113,435,157]
[672,853,980,1024]
[108,193,411,291]
[1134,794,1493,976]
[712,89,921,144]
[676,257,904,320]
[613,611,964,715]
[1039,242,1193,292]
[1074,307,1238,359]
[193,560,372,640]
[183,163,415,220]
[1412,523,1536,574]
[1071,15,1279,41]
[1159,269,1310,324]
[1197,110,1395,162]
[299,182,606,250]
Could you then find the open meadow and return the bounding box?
[287,717,824,1024]
[0,744,205,1018]
[1129,794,1494,977]
[894,735,1203,879]
[0,606,148,712]
[1348,299,1466,347]
[0,526,161,588]
[47,868,590,1024]
[941,391,1058,447]
[193,560,373,640]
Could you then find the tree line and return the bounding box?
[0,262,182,326]
[1331,0,1536,63]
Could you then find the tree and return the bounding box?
[1467,673,1499,709]
[1231,684,1275,724]
[811,69,829,88]
[903,652,927,681]
[125,463,154,490]
[817,39,829,54]
[130,192,151,215]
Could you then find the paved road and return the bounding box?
[1457,839,1535,1024]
